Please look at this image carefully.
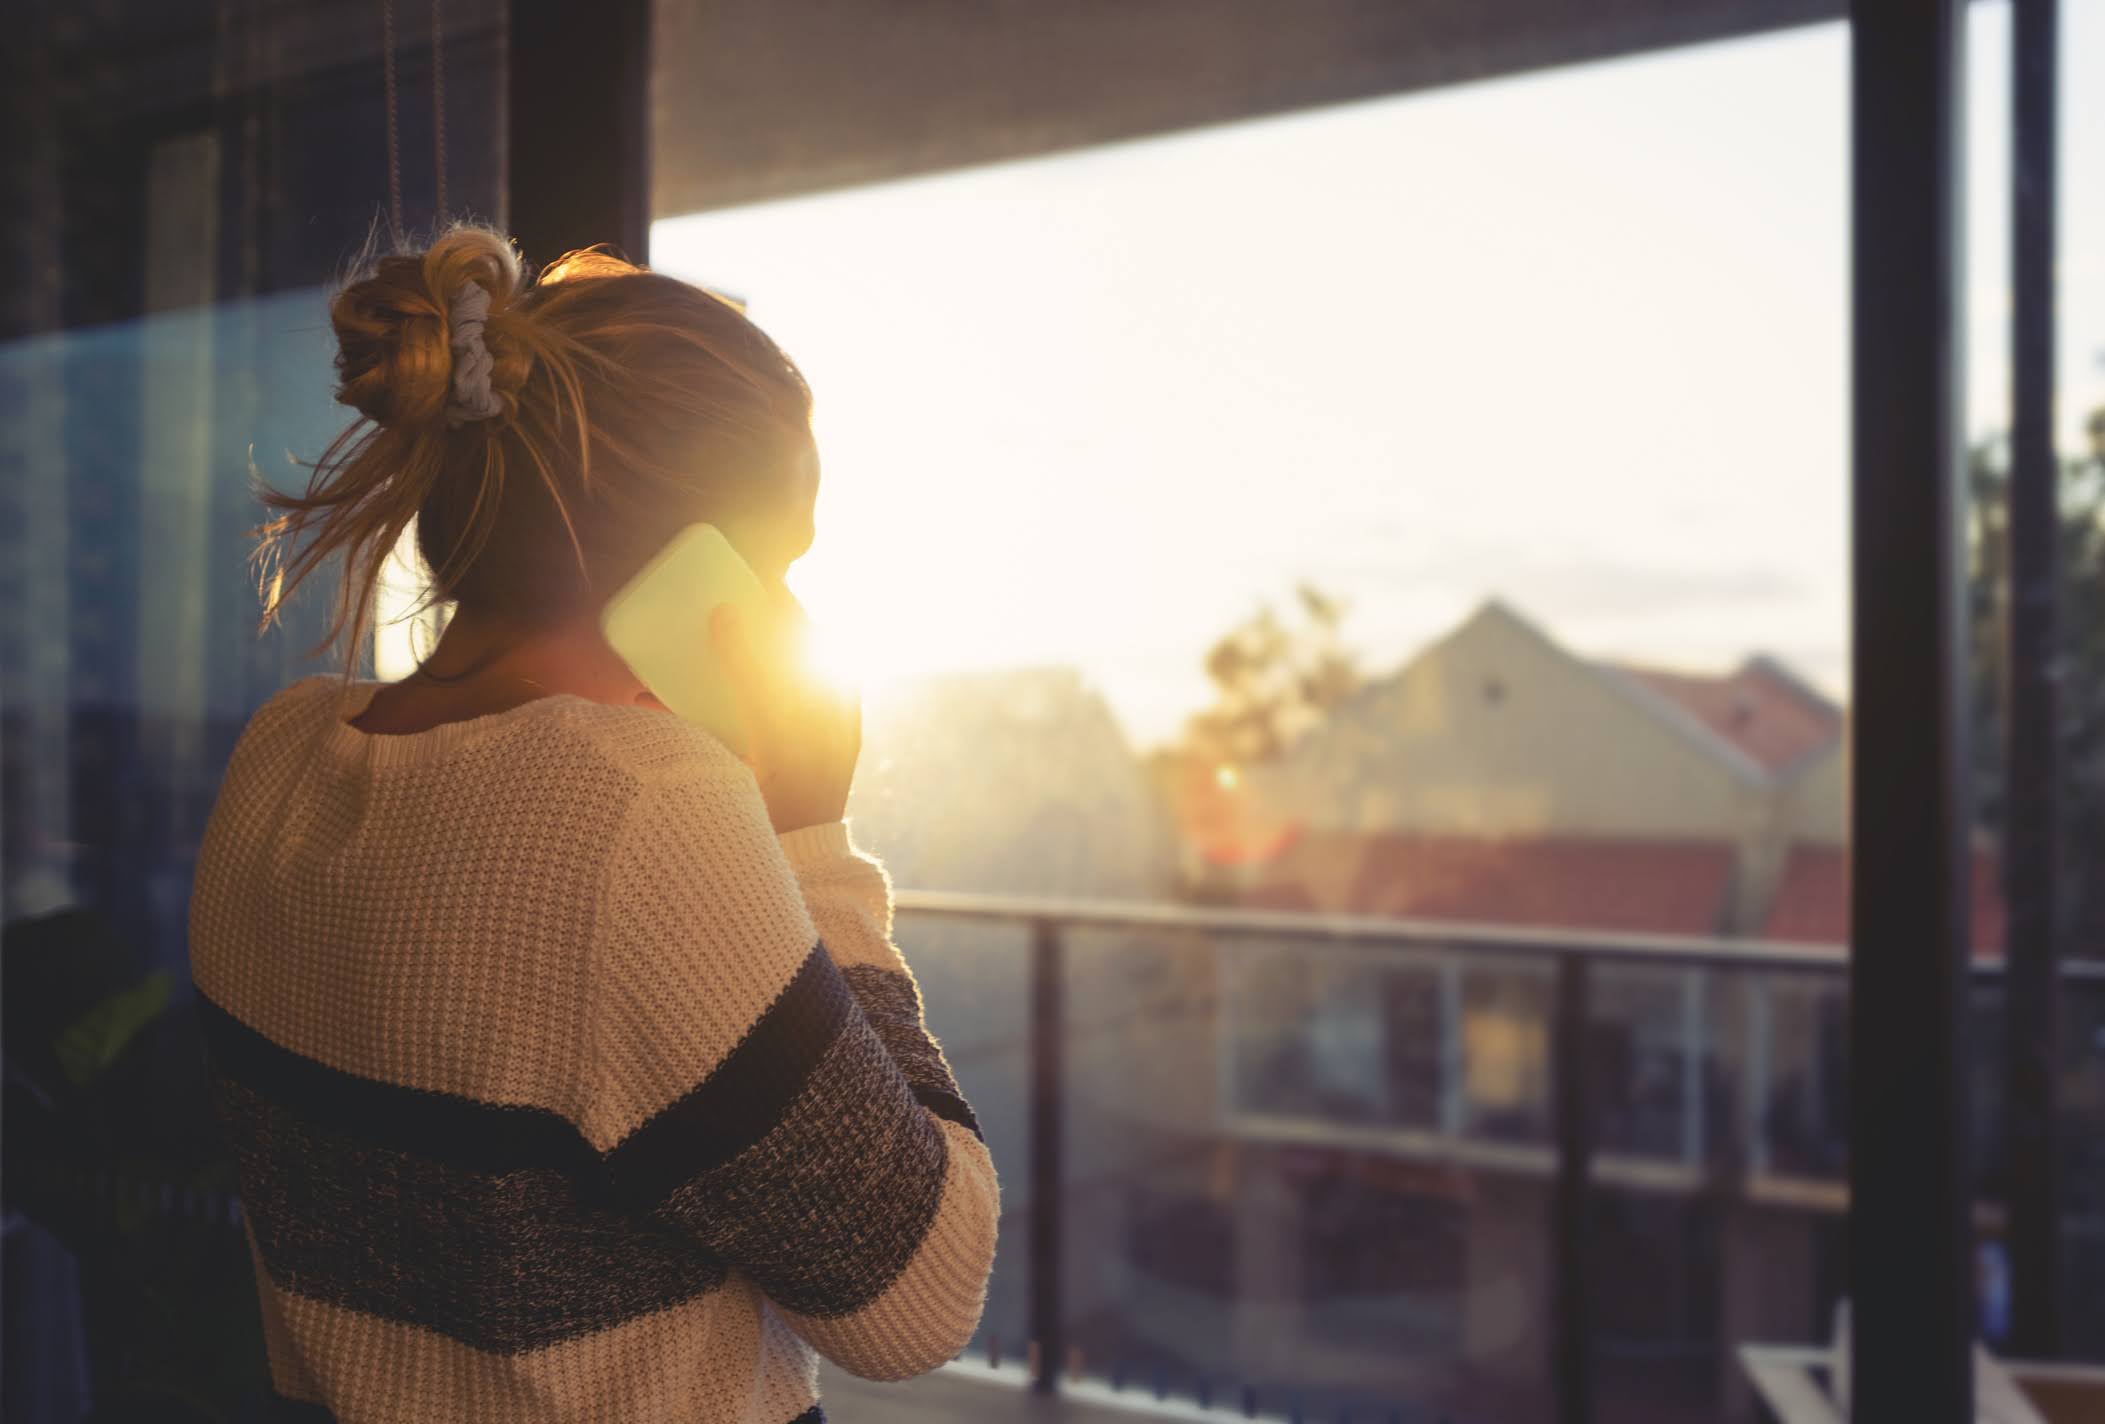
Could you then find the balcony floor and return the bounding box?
[817,1361,1223,1423]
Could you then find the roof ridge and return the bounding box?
[1579,657,1775,788]
[1738,652,1843,722]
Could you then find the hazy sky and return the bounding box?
[654,5,2104,750]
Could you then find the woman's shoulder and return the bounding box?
[256,672,345,718]
[538,697,749,787]
[230,673,351,761]
[219,678,756,844]
[542,703,779,864]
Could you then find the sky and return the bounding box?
[652,4,2105,751]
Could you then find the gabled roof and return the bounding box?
[1449,599,1838,787]
[1606,657,1842,776]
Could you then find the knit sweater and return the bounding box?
[187,674,1000,1423]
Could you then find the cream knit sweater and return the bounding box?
[188,675,1000,1423]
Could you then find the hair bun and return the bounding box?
[330,226,525,430]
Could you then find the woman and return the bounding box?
[189,226,999,1422]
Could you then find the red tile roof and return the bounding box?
[1760,843,2007,955]
[1610,659,1840,773]
[1240,831,1739,937]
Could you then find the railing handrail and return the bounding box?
[893,888,2105,982]
[892,884,2103,1409]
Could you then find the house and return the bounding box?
[1202,598,2002,949]
[1154,601,2022,1415]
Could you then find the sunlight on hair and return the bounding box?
[373,522,444,682]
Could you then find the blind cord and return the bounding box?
[380,0,403,245]
[430,0,447,223]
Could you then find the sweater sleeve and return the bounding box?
[586,768,1000,1382]
[777,821,982,1142]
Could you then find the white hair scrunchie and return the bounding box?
[443,281,505,427]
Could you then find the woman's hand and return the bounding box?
[709,586,861,835]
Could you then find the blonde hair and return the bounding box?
[252,224,812,677]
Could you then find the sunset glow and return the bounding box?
[643,8,2101,751]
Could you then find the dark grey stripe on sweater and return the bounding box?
[202,941,971,1347]
[840,964,983,1141]
[603,942,858,1209]
[213,1072,730,1354]
[657,1006,950,1318]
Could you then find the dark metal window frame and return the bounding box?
[2003,0,2064,1365]
[1849,0,1976,1416]
[508,1,2069,1417]
[507,0,649,267]
[1851,0,2065,1414]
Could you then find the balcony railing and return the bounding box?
[894,890,2105,1423]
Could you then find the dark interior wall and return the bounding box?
[4,0,1853,324]
[651,0,1842,217]
[0,0,510,988]
[2,0,507,341]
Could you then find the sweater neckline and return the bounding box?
[319,678,597,771]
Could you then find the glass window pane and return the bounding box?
[656,20,1864,1419]
[3,5,507,1417]
[2052,0,2105,1368]
[1967,0,2105,1372]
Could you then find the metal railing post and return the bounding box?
[1745,976,1772,1178]
[1683,967,1708,1166]
[1552,951,1593,1424]
[1028,916,1066,1394]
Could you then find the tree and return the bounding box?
[1181,582,1361,769]
[1969,404,2105,957]
[1154,584,1358,887]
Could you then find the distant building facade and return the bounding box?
[1133,601,2028,1415]
[1208,598,2003,950]
[828,615,2040,1419]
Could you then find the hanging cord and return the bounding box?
[430,0,447,223]
[380,0,403,245]
[378,0,447,239]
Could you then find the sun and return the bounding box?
[794,612,870,704]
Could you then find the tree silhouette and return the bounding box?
[1969,403,2105,957]
[1183,583,1361,768]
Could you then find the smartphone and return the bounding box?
[599,522,771,756]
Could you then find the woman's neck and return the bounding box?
[351,607,652,733]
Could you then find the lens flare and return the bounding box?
[799,618,867,702]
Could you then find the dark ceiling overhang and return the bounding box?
[652,0,1844,218]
